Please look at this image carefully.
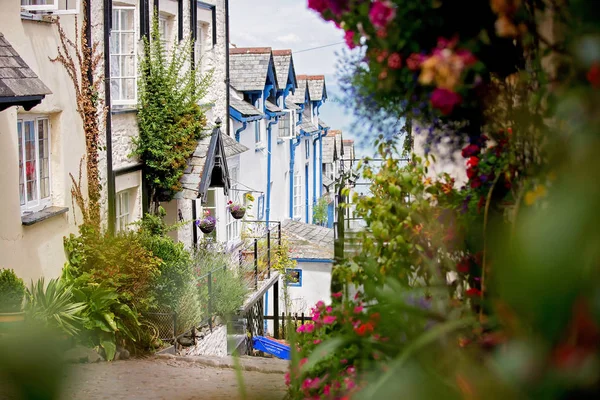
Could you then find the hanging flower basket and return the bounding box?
[196,211,216,234]
[227,200,246,220]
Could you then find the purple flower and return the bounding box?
[430,88,462,115]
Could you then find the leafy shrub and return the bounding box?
[312,196,329,226]
[25,277,86,337]
[0,269,26,313]
[194,243,248,319]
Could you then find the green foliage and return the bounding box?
[25,277,86,337]
[194,243,248,319]
[134,14,212,207]
[312,196,329,226]
[0,269,26,313]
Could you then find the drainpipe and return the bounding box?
[312,136,317,209]
[225,0,230,137]
[104,0,115,233]
[235,121,247,142]
[266,117,277,224]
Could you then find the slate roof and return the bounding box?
[282,219,334,261]
[272,49,296,91]
[222,132,249,158]
[0,32,51,111]
[303,75,326,102]
[322,134,335,164]
[265,100,282,113]
[285,98,300,110]
[229,47,277,92]
[287,77,307,104]
[230,96,263,118]
[298,118,320,134]
[175,129,244,201]
[322,175,334,188]
[332,130,343,159]
[318,118,329,129]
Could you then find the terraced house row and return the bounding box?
[0,1,354,312]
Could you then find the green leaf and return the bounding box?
[101,339,117,361]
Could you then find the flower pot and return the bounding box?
[199,222,215,234]
[0,312,25,331]
[230,209,246,220]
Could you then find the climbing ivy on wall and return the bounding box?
[134,13,212,210]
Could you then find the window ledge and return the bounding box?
[21,12,56,23]
[255,145,266,152]
[111,106,138,115]
[21,206,69,226]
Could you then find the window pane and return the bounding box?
[120,9,134,31]
[121,32,135,55]
[112,9,120,30]
[110,33,120,54]
[121,55,135,77]
[18,122,25,205]
[123,78,135,100]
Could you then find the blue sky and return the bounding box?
[229,0,374,158]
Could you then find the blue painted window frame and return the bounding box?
[257,194,265,220]
[305,138,310,158]
[286,268,302,287]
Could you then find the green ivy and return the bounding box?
[133,13,213,208]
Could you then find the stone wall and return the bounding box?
[181,324,227,357]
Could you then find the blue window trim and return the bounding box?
[286,268,302,287]
[257,194,265,220]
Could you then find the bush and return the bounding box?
[25,277,86,337]
[0,269,26,313]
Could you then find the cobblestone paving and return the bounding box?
[60,358,286,400]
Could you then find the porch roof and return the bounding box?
[281,219,334,261]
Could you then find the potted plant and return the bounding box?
[227,200,247,220]
[196,210,216,234]
[0,268,26,328]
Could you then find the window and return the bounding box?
[202,189,217,239]
[158,15,171,51]
[293,170,302,219]
[195,22,204,64]
[116,190,130,232]
[278,112,292,139]
[254,119,265,147]
[21,0,79,14]
[323,163,334,180]
[257,194,265,220]
[226,166,241,243]
[285,269,302,287]
[17,117,51,214]
[305,138,310,159]
[110,7,137,105]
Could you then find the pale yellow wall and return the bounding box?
[0,3,86,282]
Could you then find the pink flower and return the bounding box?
[313,339,322,345]
[387,53,402,69]
[315,300,325,309]
[324,385,331,396]
[323,315,337,324]
[285,372,291,386]
[326,0,349,16]
[344,30,357,49]
[430,88,462,115]
[344,377,356,390]
[326,306,333,313]
[353,305,364,314]
[347,366,356,375]
[300,357,308,366]
[456,49,477,66]
[312,311,321,322]
[340,359,348,364]
[332,292,343,298]
[297,324,306,333]
[354,292,362,300]
[406,53,425,71]
[307,0,328,13]
[304,323,315,333]
[369,1,396,28]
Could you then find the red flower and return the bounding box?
[307,0,328,13]
[430,88,462,115]
[457,258,470,273]
[461,144,480,158]
[477,196,486,213]
[470,178,482,189]
[369,1,396,28]
[466,288,482,297]
[354,321,375,336]
[375,50,388,63]
[406,53,424,71]
[376,27,388,38]
[466,167,477,179]
[587,62,600,88]
[466,156,479,168]
[344,30,357,49]
[387,53,402,69]
[456,49,477,66]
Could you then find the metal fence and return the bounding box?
[237,221,281,291]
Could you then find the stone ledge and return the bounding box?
[21,206,68,226]
[154,353,288,374]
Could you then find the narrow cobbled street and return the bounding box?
[61,357,286,400]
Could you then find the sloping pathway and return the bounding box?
[60,356,287,400]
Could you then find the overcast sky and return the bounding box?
[229,0,372,157]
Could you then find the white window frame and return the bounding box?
[305,138,310,159]
[226,166,241,244]
[323,163,334,180]
[255,119,265,149]
[195,22,204,64]
[158,14,170,50]
[293,170,302,220]
[110,6,137,106]
[278,111,293,139]
[21,0,80,15]
[116,190,130,232]
[17,116,52,215]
